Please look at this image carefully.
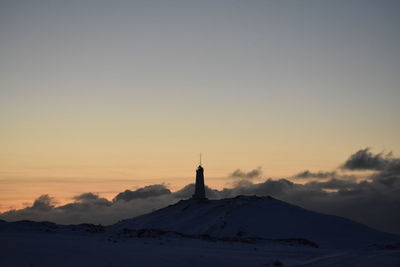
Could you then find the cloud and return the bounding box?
[293,170,336,179]
[1,149,400,235]
[172,184,221,199]
[113,184,171,202]
[342,148,393,171]
[31,195,56,211]
[342,147,400,187]
[72,193,112,207]
[305,178,357,190]
[229,167,262,179]
[1,190,175,226]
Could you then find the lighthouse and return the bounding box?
[192,154,206,199]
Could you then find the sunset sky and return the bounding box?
[1,0,400,212]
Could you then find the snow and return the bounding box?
[1,195,399,266]
[114,196,399,249]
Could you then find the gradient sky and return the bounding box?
[1,0,399,211]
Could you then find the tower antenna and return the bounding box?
[200,153,202,166]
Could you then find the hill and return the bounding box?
[1,196,400,266]
[113,195,399,248]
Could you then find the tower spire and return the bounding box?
[193,153,206,199]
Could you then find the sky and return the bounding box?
[1,1,400,214]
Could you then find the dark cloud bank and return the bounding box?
[1,148,400,235]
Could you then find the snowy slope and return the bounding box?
[1,229,399,267]
[1,196,400,266]
[113,195,399,248]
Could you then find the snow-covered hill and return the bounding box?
[113,195,399,248]
[1,196,399,266]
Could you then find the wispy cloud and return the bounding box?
[293,170,336,179]
[229,167,262,179]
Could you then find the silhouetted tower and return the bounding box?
[193,154,206,199]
